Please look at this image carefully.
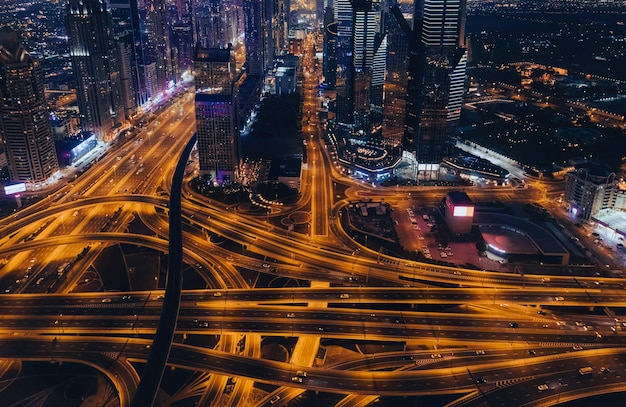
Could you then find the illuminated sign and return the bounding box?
[453,206,474,217]
[4,183,26,196]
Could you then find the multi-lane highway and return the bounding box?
[1,34,626,407]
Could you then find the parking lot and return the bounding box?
[392,201,506,272]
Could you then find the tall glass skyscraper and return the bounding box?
[382,4,411,148]
[66,0,123,141]
[144,0,173,97]
[406,0,467,169]
[194,45,240,185]
[0,27,59,183]
[109,0,146,109]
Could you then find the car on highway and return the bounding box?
[554,296,564,301]
[339,293,350,299]
[573,345,584,350]
[295,371,307,377]
[286,313,295,318]
[101,298,112,303]
[431,353,442,358]
[509,322,519,328]
[291,376,303,383]
[538,384,549,391]
[213,292,222,297]
[475,350,485,355]
[270,395,281,404]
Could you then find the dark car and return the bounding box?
[509,322,519,328]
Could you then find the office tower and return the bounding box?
[352,0,379,129]
[323,7,337,88]
[109,0,147,108]
[0,27,59,183]
[382,4,411,148]
[144,0,173,95]
[334,0,355,125]
[194,45,240,185]
[175,0,194,25]
[263,0,275,71]
[333,0,384,129]
[114,39,138,119]
[243,0,273,76]
[243,0,264,75]
[67,0,123,141]
[273,0,290,55]
[406,0,467,169]
[196,0,241,49]
[171,23,194,71]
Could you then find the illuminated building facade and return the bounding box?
[323,8,337,88]
[243,0,265,76]
[382,5,411,148]
[144,0,173,96]
[109,0,146,109]
[444,191,474,234]
[0,28,59,183]
[565,167,626,220]
[405,0,467,172]
[66,0,123,141]
[194,45,240,185]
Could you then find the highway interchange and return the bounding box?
[0,36,625,407]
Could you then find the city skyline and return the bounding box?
[0,0,625,406]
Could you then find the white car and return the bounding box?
[538,384,549,391]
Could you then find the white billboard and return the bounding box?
[4,183,26,196]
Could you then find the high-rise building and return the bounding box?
[114,39,138,119]
[144,0,173,96]
[109,0,147,108]
[322,7,337,88]
[334,0,355,124]
[66,0,123,141]
[243,0,273,76]
[332,0,385,130]
[194,45,240,185]
[382,5,411,148]
[243,0,264,76]
[405,0,467,169]
[273,0,290,55]
[0,27,59,183]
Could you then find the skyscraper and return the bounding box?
[196,0,241,49]
[194,45,240,185]
[323,7,337,89]
[334,0,355,124]
[0,27,59,183]
[144,0,173,96]
[243,0,265,76]
[405,0,467,170]
[66,0,123,141]
[109,0,147,109]
[331,0,386,130]
[273,0,290,55]
[382,5,411,148]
